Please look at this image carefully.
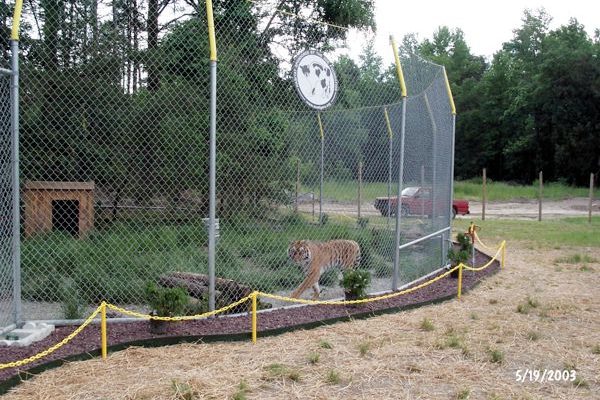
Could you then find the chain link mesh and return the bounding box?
[0,71,14,328]
[6,0,455,322]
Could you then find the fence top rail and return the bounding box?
[0,68,12,76]
[398,226,451,251]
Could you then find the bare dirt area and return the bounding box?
[300,197,599,220]
[463,197,600,220]
[2,242,598,399]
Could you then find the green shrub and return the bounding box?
[340,269,371,300]
[145,282,188,317]
[448,232,472,267]
[60,279,85,319]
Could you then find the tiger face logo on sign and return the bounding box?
[292,50,338,111]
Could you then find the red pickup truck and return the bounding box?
[374,187,470,219]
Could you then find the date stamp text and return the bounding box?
[515,369,576,383]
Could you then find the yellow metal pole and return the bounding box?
[317,112,325,141]
[457,265,463,299]
[11,0,24,40]
[501,241,506,269]
[383,107,393,139]
[101,302,107,359]
[442,67,456,115]
[206,0,218,311]
[205,0,217,61]
[251,292,257,344]
[389,35,407,98]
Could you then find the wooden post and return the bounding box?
[358,161,362,219]
[589,173,595,224]
[294,159,300,212]
[538,171,543,221]
[457,264,463,300]
[482,168,487,221]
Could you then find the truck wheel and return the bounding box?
[400,205,409,217]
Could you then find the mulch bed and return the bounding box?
[0,248,499,387]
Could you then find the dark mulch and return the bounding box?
[0,249,499,387]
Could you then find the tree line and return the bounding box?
[0,1,597,219]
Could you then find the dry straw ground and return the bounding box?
[3,238,599,399]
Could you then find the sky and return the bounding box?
[349,0,599,63]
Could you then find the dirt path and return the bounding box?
[3,241,598,399]
[299,197,599,220]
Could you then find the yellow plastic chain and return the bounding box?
[473,230,501,252]
[105,294,253,321]
[462,241,506,272]
[1,232,506,369]
[259,265,460,306]
[0,304,102,370]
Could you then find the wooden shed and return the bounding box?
[23,181,95,238]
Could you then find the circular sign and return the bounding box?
[292,50,338,110]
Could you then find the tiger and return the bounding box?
[287,239,361,299]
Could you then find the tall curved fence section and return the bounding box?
[2,1,456,328]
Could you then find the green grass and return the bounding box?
[21,213,404,304]
[307,352,320,364]
[302,179,594,203]
[302,181,391,203]
[456,388,470,400]
[171,379,196,400]
[420,317,435,331]
[488,348,504,364]
[554,254,598,264]
[358,342,370,357]
[325,370,341,385]
[454,179,592,201]
[453,217,600,248]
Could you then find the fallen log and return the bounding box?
[162,272,252,300]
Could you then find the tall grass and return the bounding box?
[301,179,594,203]
[453,217,600,248]
[453,179,592,201]
[22,213,427,304]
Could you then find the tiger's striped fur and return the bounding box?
[287,239,361,299]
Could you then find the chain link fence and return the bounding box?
[0,69,15,330]
[2,0,455,324]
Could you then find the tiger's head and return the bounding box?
[288,240,311,265]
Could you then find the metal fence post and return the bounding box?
[206,0,217,312]
[390,35,407,291]
[10,39,21,326]
[295,159,300,212]
[482,168,487,221]
[423,93,437,227]
[443,67,456,270]
[392,97,407,291]
[538,171,543,222]
[588,173,594,223]
[317,112,325,224]
[384,107,393,226]
[357,161,362,219]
